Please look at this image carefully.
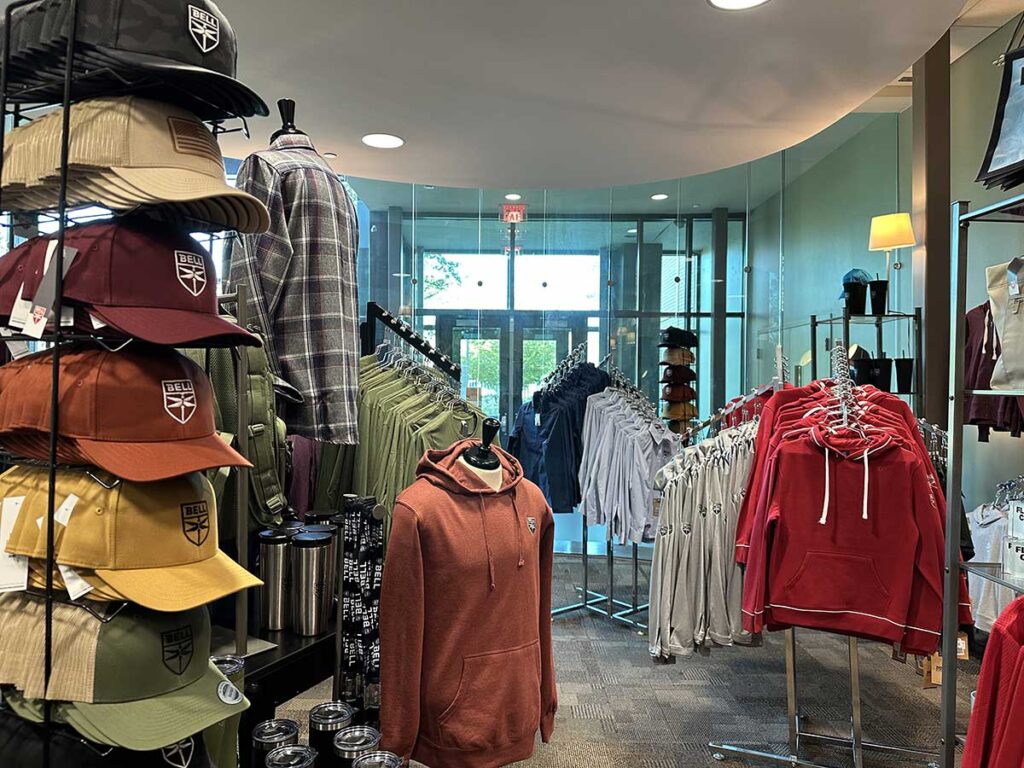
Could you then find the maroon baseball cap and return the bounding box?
[662,383,697,403]
[660,365,697,384]
[0,218,259,347]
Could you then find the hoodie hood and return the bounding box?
[416,439,528,590]
[807,424,899,525]
[416,438,525,496]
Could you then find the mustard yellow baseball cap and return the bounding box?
[1,465,261,611]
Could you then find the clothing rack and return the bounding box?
[709,344,940,768]
[360,301,461,383]
[940,197,1024,768]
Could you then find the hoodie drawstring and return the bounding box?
[819,447,830,525]
[511,492,525,568]
[477,495,496,591]
[862,450,869,520]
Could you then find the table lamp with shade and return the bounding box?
[869,213,917,281]
[869,213,917,315]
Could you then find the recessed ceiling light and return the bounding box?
[423,185,436,190]
[692,203,702,209]
[505,193,522,201]
[707,0,771,9]
[626,228,638,235]
[323,152,338,159]
[362,133,405,149]
[651,193,669,201]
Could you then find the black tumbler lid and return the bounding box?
[290,532,331,549]
[265,745,317,768]
[258,529,291,544]
[300,524,338,538]
[309,701,356,732]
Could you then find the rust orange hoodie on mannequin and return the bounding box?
[380,440,557,768]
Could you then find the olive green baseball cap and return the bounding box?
[64,603,248,751]
[0,595,248,750]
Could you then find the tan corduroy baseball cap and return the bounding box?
[1,465,261,611]
[0,96,269,234]
[0,593,104,702]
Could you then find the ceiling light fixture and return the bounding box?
[707,0,771,10]
[505,193,522,201]
[651,193,669,201]
[323,152,338,159]
[627,228,638,234]
[362,133,405,149]
[423,185,436,190]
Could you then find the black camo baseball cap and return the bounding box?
[0,0,268,120]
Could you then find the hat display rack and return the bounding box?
[0,2,259,765]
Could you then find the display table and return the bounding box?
[239,628,336,768]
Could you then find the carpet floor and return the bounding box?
[281,555,977,767]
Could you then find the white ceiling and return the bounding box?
[218,0,965,189]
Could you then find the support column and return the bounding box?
[912,31,951,426]
[711,207,728,410]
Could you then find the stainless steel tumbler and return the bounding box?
[251,719,300,766]
[291,532,332,636]
[258,529,291,631]
[300,523,338,619]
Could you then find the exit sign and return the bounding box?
[501,203,528,224]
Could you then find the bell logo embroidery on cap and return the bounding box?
[161,626,195,676]
[527,517,537,535]
[181,501,210,547]
[175,251,208,297]
[162,379,197,424]
[187,5,220,53]
[162,738,195,768]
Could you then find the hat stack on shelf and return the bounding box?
[0,0,269,764]
[658,326,698,435]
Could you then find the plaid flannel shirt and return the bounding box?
[229,134,360,444]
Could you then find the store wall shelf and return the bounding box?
[961,562,1024,596]
[965,389,1024,397]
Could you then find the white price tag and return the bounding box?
[8,283,31,330]
[58,564,93,601]
[89,313,108,330]
[1011,501,1024,540]
[55,494,78,527]
[25,243,78,340]
[0,497,28,593]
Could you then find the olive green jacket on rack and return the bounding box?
[354,355,494,532]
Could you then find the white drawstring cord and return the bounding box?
[819,447,830,525]
[862,450,869,520]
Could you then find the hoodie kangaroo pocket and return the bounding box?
[778,550,891,614]
[438,640,542,750]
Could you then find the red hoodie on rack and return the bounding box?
[741,421,947,655]
[380,440,556,768]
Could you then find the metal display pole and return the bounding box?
[234,284,250,657]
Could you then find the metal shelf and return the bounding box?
[966,389,1024,397]
[814,312,918,325]
[958,191,1024,224]
[961,562,1024,595]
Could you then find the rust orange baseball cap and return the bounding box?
[0,345,250,481]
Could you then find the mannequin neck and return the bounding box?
[458,456,503,492]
